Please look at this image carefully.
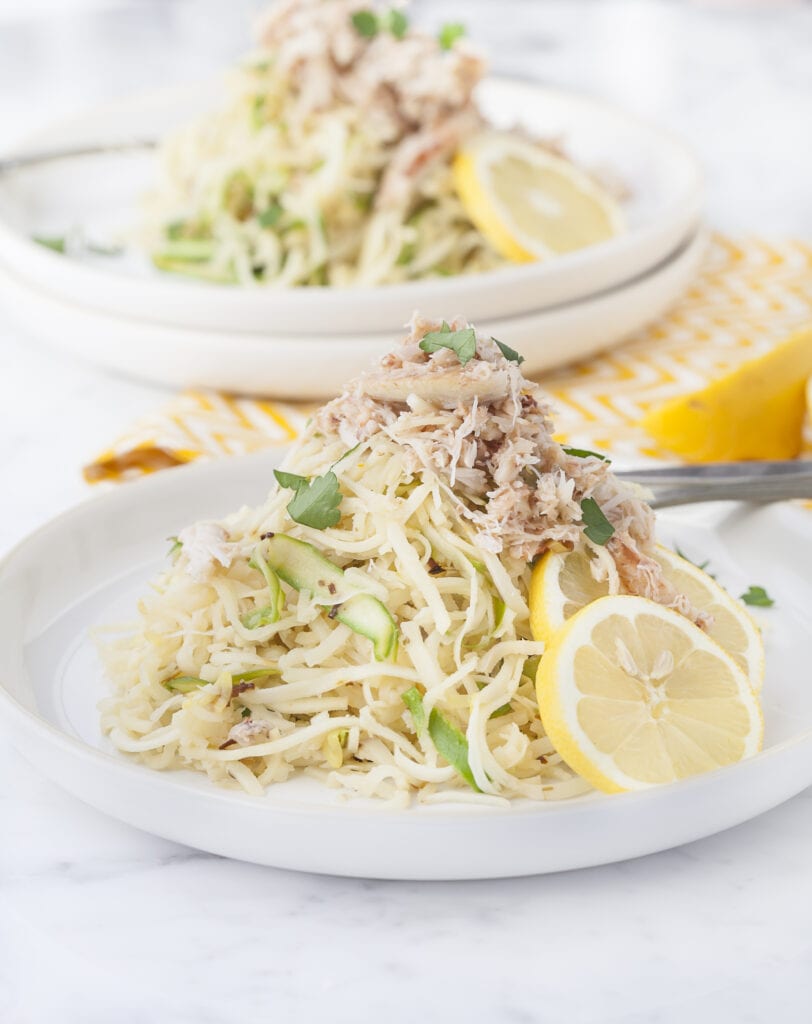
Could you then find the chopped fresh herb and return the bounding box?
[167,535,182,558]
[274,469,308,491]
[240,706,252,718]
[33,235,66,254]
[274,468,343,530]
[580,497,615,546]
[428,708,480,791]
[402,686,427,736]
[352,7,408,39]
[562,446,610,463]
[492,337,524,365]
[419,321,477,365]
[258,203,283,228]
[351,9,379,36]
[740,585,775,608]
[438,21,466,49]
[382,8,408,38]
[164,675,209,694]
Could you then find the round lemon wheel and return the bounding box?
[529,544,765,691]
[535,595,763,794]
[453,131,624,263]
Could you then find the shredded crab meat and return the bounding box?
[178,523,241,582]
[255,0,486,208]
[316,314,709,628]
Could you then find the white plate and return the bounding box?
[0,228,706,398]
[0,77,703,335]
[0,450,810,880]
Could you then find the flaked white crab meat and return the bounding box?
[316,314,708,628]
[179,522,240,582]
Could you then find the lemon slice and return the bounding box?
[529,544,764,690]
[536,595,763,793]
[642,324,812,461]
[453,131,623,263]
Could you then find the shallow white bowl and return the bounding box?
[0,450,809,880]
[0,77,703,336]
[0,228,707,398]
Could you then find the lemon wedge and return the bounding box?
[535,595,763,793]
[529,544,764,690]
[453,131,624,262]
[641,324,812,461]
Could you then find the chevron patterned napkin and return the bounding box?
[84,235,812,483]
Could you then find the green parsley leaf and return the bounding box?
[740,585,775,608]
[419,322,477,365]
[438,21,466,49]
[492,337,525,365]
[33,235,66,254]
[402,687,427,736]
[259,203,283,228]
[382,8,409,38]
[580,497,615,546]
[274,469,308,491]
[283,471,343,530]
[241,706,252,718]
[562,446,610,463]
[428,708,480,791]
[351,9,379,36]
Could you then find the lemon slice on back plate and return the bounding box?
[453,131,624,262]
[535,595,763,793]
[529,544,765,691]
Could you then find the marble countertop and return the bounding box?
[2,2,812,1021]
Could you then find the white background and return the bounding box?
[1,2,812,1021]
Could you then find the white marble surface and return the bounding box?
[2,2,812,1021]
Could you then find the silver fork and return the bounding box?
[614,461,812,509]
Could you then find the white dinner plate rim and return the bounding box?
[0,226,706,397]
[0,76,704,332]
[1,448,810,828]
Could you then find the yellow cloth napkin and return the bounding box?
[84,234,812,484]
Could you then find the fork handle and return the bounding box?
[614,461,812,509]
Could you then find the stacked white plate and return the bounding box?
[0,77,705,398]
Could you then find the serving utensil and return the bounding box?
[616,460,812,509]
